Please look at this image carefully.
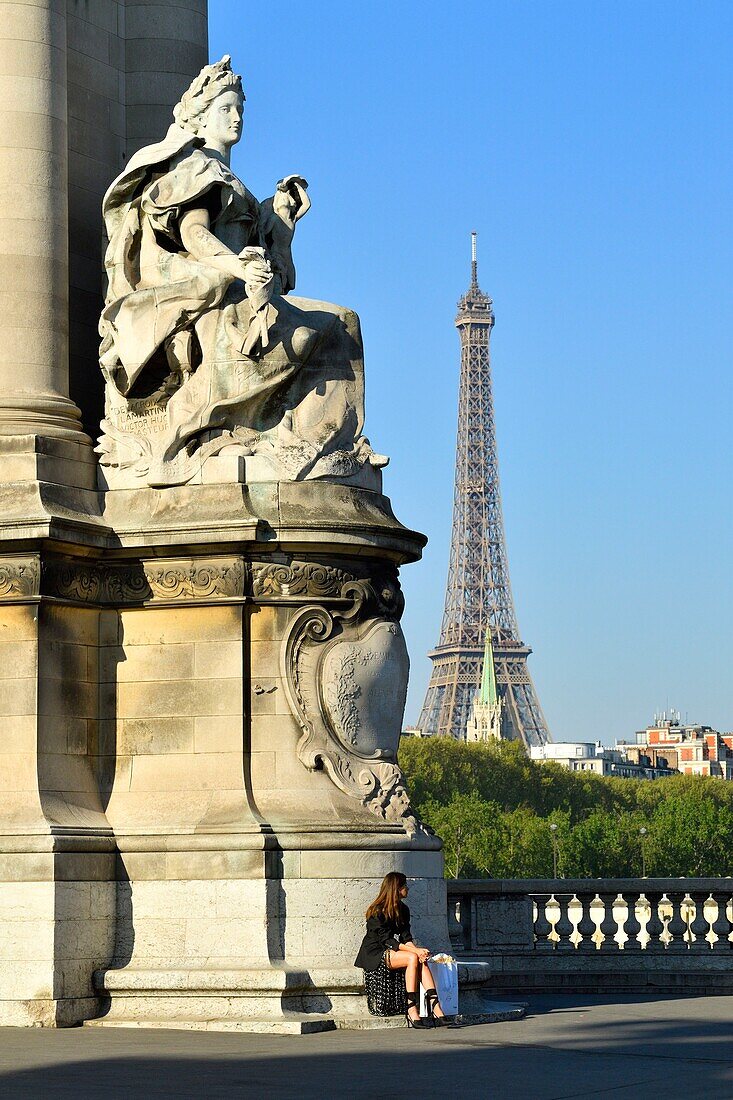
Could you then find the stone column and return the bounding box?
[0,0,87,442]
[124,0,209,157]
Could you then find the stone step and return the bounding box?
[85,1000,527,1035]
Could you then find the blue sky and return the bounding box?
[210,1,733,743]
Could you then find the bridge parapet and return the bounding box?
[448,878,733,992]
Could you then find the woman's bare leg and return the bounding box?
[386,949,421,1021]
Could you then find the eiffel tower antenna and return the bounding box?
[417,234,550,747]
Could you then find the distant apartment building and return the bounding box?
[402,725,429,738]
[618,713,733,780]
[530,742,675,780]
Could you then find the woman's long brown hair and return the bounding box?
[365,871,407,923]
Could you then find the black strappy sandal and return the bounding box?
[405,990,431,1029]
[425,987,459,1027]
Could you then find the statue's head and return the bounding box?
[173,55,244,148]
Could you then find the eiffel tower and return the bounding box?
[417,234,550,748]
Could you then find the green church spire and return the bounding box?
[479,631,498,706]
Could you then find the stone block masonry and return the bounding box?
[0,488,446,1027]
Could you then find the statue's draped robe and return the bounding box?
[99,126,368,482]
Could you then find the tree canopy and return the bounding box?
[399,738,733,878]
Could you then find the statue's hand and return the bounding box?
[274,175,311,226]
[239,247,272,288]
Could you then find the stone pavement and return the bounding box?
[1,994,732,1099]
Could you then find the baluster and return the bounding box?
[711,892,732,950]
[666,892,689,950]
[533,893,554,950]
[599,892,620,950]
[635,892,651,949]
[643,892,666,951]
[554,894,575,949]
[448,897,465,950]
[622,891,642,951]
[689,892,711,951]
[660,893,673,946]
[576,892,598,950]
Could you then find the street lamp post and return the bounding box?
[640,827,648,878]
[550,822,558,879]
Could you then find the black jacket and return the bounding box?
[354,905,413,971]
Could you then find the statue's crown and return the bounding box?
[173,55,244,129]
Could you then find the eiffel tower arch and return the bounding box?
[417,235,550,748]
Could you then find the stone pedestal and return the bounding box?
[0,7,448,1031]
[0,477,450,1029]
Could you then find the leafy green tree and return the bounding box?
[420,794,486,878]
[647,792,733,876]
[562,811,647,878]
[399,737,733,878]
[463,801,509,878]
[497,808,564,877]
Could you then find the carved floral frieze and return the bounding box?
[0,556,41,598]
[252,561,352,598]
[251,560,404,617]
[144,559,245,600]
[42,557,246,604]
[17,553,400,615]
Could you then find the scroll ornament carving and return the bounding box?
[48,562,102,603]
[0,557,41,598]
[105,569,151,604]
[143,559,245,600]
[45,560,154,604]
[281,576,427,836]
[42,558,245,604]
[252,561,352,598]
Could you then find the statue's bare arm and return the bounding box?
[179,207,271,287]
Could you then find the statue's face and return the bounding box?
[198,89,244,149]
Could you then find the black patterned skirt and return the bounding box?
[363,953,407,1017]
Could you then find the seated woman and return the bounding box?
[98,55,386,488]
[355,871,456,1027]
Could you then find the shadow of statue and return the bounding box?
[90,612,135,1017]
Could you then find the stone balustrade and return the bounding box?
[447,879,733,993]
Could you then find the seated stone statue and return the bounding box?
[97,55,387,488]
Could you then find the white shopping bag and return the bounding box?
[420,953,459,1017]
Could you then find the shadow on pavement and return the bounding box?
[1,1040,732,1100]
